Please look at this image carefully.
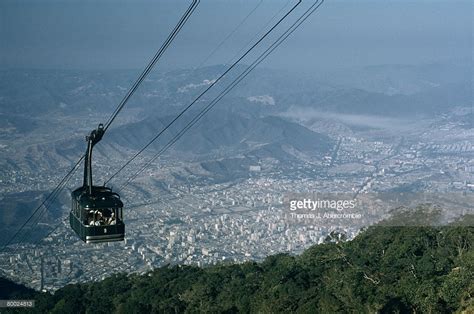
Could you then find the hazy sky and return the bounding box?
[1,0,472,71]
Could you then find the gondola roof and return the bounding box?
[72,186,123,209]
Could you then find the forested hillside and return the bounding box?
[3,221,473,313]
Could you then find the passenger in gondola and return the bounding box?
[95,211,100,223]
[108,212,116,225]
[96,211,104,225]
[94,219,101,226]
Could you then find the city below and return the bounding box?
[1,105,472,292]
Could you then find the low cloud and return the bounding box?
[247,95,275,106]
[282,107,422,131]
[178,79,216,93]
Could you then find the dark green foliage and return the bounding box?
[0,278,36,300]
[4,224,473,313]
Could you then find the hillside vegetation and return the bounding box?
[3,222,473,313]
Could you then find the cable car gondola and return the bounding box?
[70,124,125,243]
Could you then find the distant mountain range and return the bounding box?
[322,62,472,95]
[1,62,470,119]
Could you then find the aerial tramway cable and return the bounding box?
[104,0,200,132]
[117,0,325,194]
[105,0,303,186]
[2,158,83,252]
[227,0,292,66]
[195,0,264,69]
[1,0,200,251]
